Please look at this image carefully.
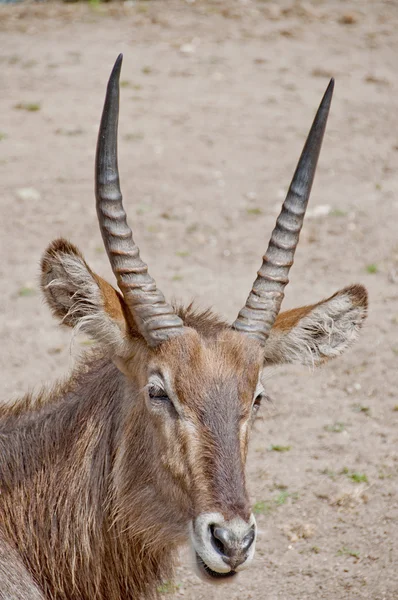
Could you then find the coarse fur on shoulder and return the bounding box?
[0,351,181,600]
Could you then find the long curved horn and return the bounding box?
[232,79,334,344]
[95,54,185,347]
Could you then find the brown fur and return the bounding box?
[0,240,367,599]
[0,360,174,598]
[93,274,126,324]
[0,311,262,600]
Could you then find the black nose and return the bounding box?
[210,523,256,569]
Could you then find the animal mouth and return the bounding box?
[195,552,237,581]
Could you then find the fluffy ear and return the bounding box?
[263,285,368,367]
[41,238,136,355]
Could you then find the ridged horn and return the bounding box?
[232,79,334,344]
[95,54,185,347]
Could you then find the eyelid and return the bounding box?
[147,370,184,417]
[254,381,265,399]
[148,383,166,394]
[148,386,168,398]
[148,373,167,393]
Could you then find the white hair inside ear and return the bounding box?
[263,285,368,367]
[41,238,132,357]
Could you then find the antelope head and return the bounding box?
[40,56,367,582]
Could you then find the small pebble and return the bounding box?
[16,187,41,202]
[180,44,195,55]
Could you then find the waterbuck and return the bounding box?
[0,55,367,599]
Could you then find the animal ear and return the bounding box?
[263,285,368,367]
[41,238,137,354]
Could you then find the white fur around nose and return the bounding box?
[190,512,257,574]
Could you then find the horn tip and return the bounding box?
[109,54,123,85]
[322,78,334,107]
[326,77,334,95]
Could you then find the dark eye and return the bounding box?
[148,385,170,404]
[252,393,263,414]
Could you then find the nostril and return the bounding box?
[241,525,255,553]
[208,522,256,567]
[209,525,233,557]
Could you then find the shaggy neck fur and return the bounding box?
[0,356,188,600]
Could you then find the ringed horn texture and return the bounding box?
[232,79,334,344]
[95,54,185,346]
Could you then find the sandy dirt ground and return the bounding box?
[0,0,398,598]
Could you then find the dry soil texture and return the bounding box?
[0,1,397,598]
